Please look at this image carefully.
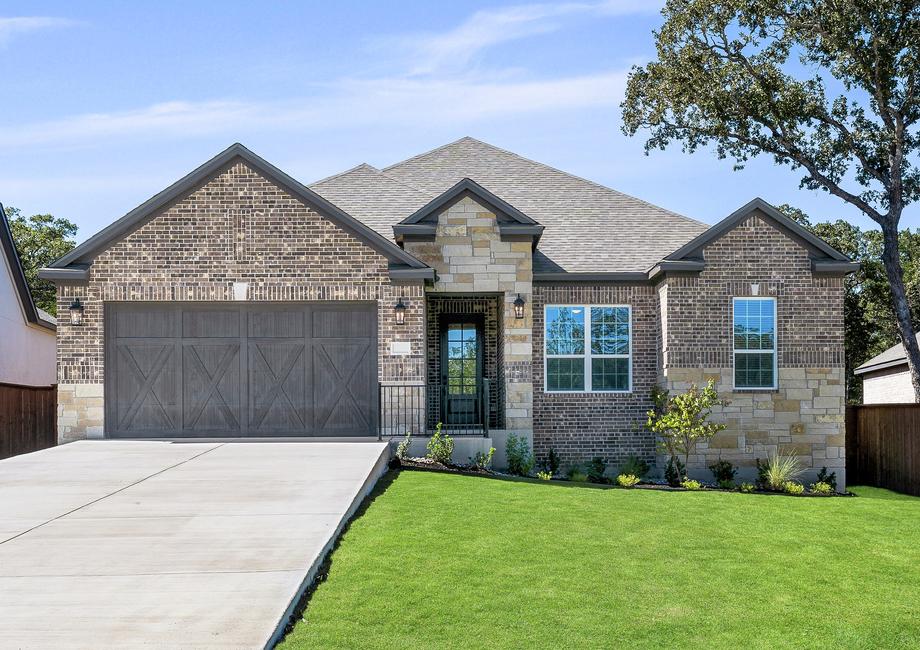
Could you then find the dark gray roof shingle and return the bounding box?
[855,334,920,374]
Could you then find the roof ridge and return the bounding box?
[310,162,380,187]
[385,136,708,229]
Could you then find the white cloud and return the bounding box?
[0,16,77,45]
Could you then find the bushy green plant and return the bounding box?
[681,478,702,491]
[426,422,454,465]
[505,433,535,476]
[664,456,685,487]
[617,473,640,487]
[739,482,755,493]
[784,481,805,495]
[619,455,650,478]
[469,447,495,470]
[586,457,608,483]
[709,459,737,484]
[537,470,553,481]
[717,479,736,490]
[567,467,588,482]
[648,380,729,481]
[395,430,412,460]
[762,453,805,491]
[810,481,833,495]
[817,467,838,491]
[542,448,561,476]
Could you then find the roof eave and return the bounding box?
[854,358,908,376]
[1,202,57,331]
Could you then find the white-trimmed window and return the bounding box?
[544,305,631,392]
[733,297,777,389]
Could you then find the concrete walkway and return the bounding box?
[0,440,389,649]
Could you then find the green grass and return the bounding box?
[280,472,920,649]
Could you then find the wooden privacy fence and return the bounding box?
[0,382,57,460]
[846,404,920,496]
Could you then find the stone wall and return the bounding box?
[56,160,426,442]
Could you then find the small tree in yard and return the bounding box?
[647,380,728,485]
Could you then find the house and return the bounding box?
[0,203,56,387]
[855,334,920,403]
[38,138,856,484]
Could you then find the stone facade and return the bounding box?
[403,195,534,435]
[56,161,426,442]
[658,211,846,485]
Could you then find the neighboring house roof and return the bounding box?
[854,334,920,375]
[0,203,55,331]
[41,144,430,278]
[312,137,710,274]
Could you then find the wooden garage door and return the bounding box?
[104,303,377,437]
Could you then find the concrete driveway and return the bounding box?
[0,440,389,649]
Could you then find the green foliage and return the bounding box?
[709,459,737,484]
[817,467,838,491]
[617,473,640,487]
[810,481,834,495]
[426,423,454,465]
[542,448,561,476]
[680,478,702,491]
[4,206,77,316]
[649,380,727,478]
[739,482,756,494]
[536,470,553,481]
[619,455,650,478]
[762,454,805,491]
[717,479,736,490]
[567,467,588,483]
[395,431,412,460]
[469,447,495,471]
[505,433,535,476]
[585,457,607,483]
[784,481,805,496]
[664,456,685,488]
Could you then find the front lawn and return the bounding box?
[280,472,920,649]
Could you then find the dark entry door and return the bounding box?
[105,302,377,437]
[440,317,483,427]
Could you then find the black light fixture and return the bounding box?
[513,294,526,319]
[394,297,407,325]
[69,298,85,326]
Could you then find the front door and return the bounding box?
[440,317,483,427]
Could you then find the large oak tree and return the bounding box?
[622,0,920,399]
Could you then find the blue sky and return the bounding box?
[1,1,915,242]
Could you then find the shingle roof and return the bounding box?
[310,137,709,274]
[854,334,920,375]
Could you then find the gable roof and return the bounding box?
[855,334,920,375]
[0,204,56,331]
[311,136,710,274]
[400,177,539,226]
[44,144,429,273]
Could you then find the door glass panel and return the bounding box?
[447,323,478,395]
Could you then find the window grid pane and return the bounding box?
[545,307,585,355]
[592,358,629,391]
[547,358,585,391]
[590,307,630,355]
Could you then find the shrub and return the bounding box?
[709,459,737,484]
[761,453,804,491]
[681,478,702,491]
[810,481,833,495]
[537,470,553,481]
[739,482,755,493]
[542,448,561,476]
[567,467,589,482]
[619,454,650,478]
[817,467,838,491]
[617,473,640,487]
[426,422,454,465]
[505,433,535,476]
[395,430,412,460]
[469,447,495,470]
[586,457,608,483]
[664,456,685,487]
[717,479,736,490]
[783,481,805,495]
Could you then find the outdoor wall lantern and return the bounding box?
[394,297,407,325]
[69,298,85,326]
[513,294,526,319]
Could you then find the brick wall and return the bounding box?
[532,283,659,469]
[56,160,425,441]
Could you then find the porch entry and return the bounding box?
[440,316,484,427]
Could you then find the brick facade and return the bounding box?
[56,161,425,441]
